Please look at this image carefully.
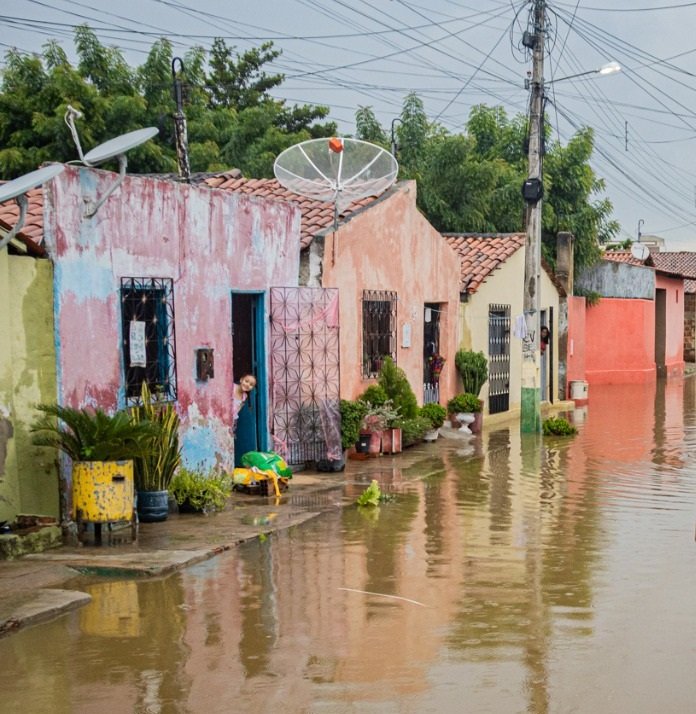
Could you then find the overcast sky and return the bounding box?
[3,0,696,250]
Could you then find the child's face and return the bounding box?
[240,376,256,392]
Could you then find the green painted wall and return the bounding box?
[0,250,59,522]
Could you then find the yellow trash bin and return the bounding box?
[72,460,135,523]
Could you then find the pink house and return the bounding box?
[569,250,684,389]
[44,164,302,472]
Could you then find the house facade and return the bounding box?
[204,176,463,409]
[41,164,301,484]
[443,233,564,416]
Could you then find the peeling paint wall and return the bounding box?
[318,182,461,405]
[44,166,300,474]
[0,249,59,523]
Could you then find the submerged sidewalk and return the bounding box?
[0,441,440,638]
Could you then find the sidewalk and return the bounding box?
[0,441,435,637]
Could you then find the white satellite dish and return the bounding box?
[0,164,64,250]
[631,242,649,261]
[273,137,398,214]
[64,106,158,217]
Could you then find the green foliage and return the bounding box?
[355,105,388,146]
[574,286,602,306]
[447,392,482,414]
[0,28,334,178]
[339,399,368,450]
[170,467,232,513]
[129,382,182,491]
[419,403,446,429]
[361,401,400,432]
[359,384,388,406]
[31,403,158,462]
[356,479,381,507]
[377,357,419,419]
[454,350,488,396]
[397,415,431,446]
[542,416,577,436]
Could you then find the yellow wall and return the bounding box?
[459,249,561,415]
[0,250,59,522]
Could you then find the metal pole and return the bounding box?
[521,0,545,433]
[172,57,190,183]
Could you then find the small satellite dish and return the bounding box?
[0,164,65,250]
[83,127,159,166]
[63,106,158,218]
[273,137,398,213]
[631,242,649,261]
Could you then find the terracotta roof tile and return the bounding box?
[0,187,46,255]
[650,251,696,280]
[603,250,649,267]
[443,232,526,293]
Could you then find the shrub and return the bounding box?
[542,416,577,436]
[419,403,446,429]
[454,350,488,396]
[170,468,232,513]
[361,401,400,432]
[358,384,388,406]
[339,399,368,449]
[398,415,431,446]
[447,392,482,414]
[377,357,419,419]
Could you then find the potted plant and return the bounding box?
[419,403,447,441]
[447,392,483,434]
[170,467,232,514]
[454,349,488,397]
[129,382,182,522]
[31,403,158,540]
[359,401,400,456]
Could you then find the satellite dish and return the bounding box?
[83,127,159,166]
[63,106,158,218]
[273,137,398,214]
[0,164,65,250]
[631,242,649,261]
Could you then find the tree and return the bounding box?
[355,105,388,146]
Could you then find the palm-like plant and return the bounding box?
[129,382,181,491]
[32,404,158,462]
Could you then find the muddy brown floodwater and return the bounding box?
[2,379,696,713]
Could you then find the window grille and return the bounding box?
[362,290,397,378]
[120,277,177,402]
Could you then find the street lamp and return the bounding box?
[520,0,621,433]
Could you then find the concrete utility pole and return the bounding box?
[520,0,546,433]
[172,57,191,183]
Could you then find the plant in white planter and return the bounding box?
[419,403,446,441]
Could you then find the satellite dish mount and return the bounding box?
[0,164,65,250]
[64,106,158,218]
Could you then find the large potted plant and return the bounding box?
[129,382,181,522]
[170,467,232,514]
[358,402,400,456]
[447,392,483,434]
[31,403,157,540]
[454,350,488,397]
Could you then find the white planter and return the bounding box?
[423,428,439,442]
[456,412,475,435]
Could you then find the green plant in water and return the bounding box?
[356,479,382,507]
[130,382,181,491]
[31,403,158,462]
[419,403,446,429]
[397,415,431,446]
[454,350,488,396]
[170,467,232,513]
[543,416,577,436]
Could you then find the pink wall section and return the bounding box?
[566,295,586,393]
[44,165,300,470]
[320,182,462,404]
[656,273,685,378]
[584,297,655,384]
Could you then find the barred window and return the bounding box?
[362,290,397,378]
[120,277,177,402]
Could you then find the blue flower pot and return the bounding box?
[136,490,169,523]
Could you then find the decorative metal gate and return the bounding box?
[488,304,511,414]
[270,287,341,466]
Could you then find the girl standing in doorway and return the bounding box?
[232,374,256,433]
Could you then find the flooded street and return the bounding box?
[3,380,696,713]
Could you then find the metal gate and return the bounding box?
[488,304,511,414]
[270,287,341,466]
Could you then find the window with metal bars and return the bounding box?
[120,277,177,402]
[362,290,397,378]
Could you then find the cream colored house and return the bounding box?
[443,233,565,419]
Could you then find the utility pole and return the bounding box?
[172,57,191,183]
[521,0,545,433]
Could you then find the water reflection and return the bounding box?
[2,382,696,712]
